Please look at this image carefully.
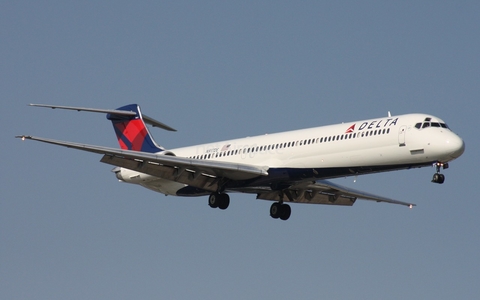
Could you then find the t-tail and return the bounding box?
[27,103,176,154]
[107,104,167,153]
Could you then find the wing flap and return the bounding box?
[256,179,415,207]
[100,155,221,192]
[256,189,356,206]
[308,180,415,207]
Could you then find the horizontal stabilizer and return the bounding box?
[29,103,177,131]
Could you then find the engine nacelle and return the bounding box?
[111,165,185,196]
[112,167,148,183]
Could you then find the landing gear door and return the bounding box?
[398,125,406,147]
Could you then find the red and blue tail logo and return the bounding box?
[107,104,164,153]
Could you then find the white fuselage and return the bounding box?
[115,113,465,195]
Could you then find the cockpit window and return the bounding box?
[415,121,449,130]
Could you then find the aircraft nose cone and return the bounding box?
[448,135,465,159]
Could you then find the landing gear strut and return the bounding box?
[270,202,291,221]
[208,193,230,210]
[432,162,447,184]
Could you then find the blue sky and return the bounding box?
[2,1,479,299]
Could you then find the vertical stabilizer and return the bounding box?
[107,104,165,153]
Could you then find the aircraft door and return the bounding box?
[398,125,406,147]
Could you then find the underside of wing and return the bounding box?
[255,179,415,208]
[16,136,268,193]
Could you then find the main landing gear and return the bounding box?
[270,202,291,221]
[208,193,292,221]
[432,162,448,184]
[208,193,230,210]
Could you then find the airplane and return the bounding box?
[16,104,465,221]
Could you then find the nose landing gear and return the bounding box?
[432,162,448,184]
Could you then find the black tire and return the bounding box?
[432,173,445,184]
[218,194,230,210]
[270,203,281,219]
[280,204,291,221]
[438,174,445,184]
[208,193,219,208]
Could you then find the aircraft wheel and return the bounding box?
[432,173,445,184]
[218,194,230,210]
[270,203,281,219]
[208,193,219,208]
[438,174,445,184]
[280,204,291,221]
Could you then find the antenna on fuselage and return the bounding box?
[388,111,391,117]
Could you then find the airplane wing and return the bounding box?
[255,179,415,208]
[16,135,414,208]
[16,135,269,193]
